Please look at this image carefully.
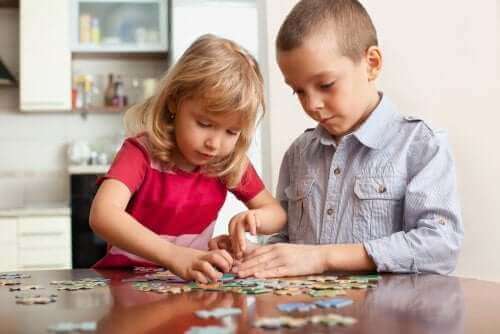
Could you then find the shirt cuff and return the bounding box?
[364,232,419,273]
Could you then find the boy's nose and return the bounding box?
[304,95,325,118]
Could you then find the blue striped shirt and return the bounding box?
[269,94,463,274]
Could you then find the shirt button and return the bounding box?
[327,208,334,215]
[378,185,387,193]
[333,167,341,175]
[439,219,446,225]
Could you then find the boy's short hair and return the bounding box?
[276,0,378,62]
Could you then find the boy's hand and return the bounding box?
[234,243,327,278]
[228,210,261,259]
[170,246,234,284]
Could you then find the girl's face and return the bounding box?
[172,98,242,171]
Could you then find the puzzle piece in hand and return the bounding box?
[278,302,317,313]
[185,325,233,334]
[47,321,97,333]
[314,298,353,309]
[195,307,242,319]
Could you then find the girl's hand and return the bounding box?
[228,210,261,259]
[234,243,327,278]
[169,246,234,283]
[208,235,234,253]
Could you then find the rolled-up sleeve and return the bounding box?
[364,132,464,274]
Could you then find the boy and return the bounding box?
[211,0,463,277]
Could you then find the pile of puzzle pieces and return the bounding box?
[128,272,380,297]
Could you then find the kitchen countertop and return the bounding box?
[68,164,110,175]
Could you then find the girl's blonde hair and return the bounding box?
[124,34,265,188]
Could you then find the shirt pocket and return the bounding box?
[353,176,406,242]
[284,177,315,243]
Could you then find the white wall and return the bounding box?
[264,0,500,281]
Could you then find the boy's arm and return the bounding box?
[363,132,463,274]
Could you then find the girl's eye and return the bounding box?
[197,121,211,128]
[227,130,240,136]
[320,82,335,89]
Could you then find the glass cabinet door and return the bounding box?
[71,0,168,52]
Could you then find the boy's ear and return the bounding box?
[365,46,382,81]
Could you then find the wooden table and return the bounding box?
[1,269,499,334]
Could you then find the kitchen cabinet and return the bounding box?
[19,0,71,111]
[70,0,168,53]
[0,213,72,271]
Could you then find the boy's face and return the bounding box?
[277,34,381,140]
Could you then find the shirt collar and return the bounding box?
[311,93,401,149]
[353,93,401,149]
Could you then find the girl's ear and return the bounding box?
[365,45,382,81]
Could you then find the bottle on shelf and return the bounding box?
[112,75,128,108]
[104,73,115,107]
[91,18,101,45]
[79,14,91,44]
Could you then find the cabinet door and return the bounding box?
[0,218,18,271]
[20,0,71,111]
[17,216,72,270]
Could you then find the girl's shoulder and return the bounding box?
[120,133,153,164]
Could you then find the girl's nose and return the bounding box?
[205,133,222,151]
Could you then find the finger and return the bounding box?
[218,237,232,252]
[236,252,279,278]
[237,220,248,255]
[190,269,209,284]
[242,244,276,262]
[206,250,234,272]
[254,266,288,278]
[208,238,220,250]
[229,217,244,259]
[194,261,222,282]
[247,212,257,236]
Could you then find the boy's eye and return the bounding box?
[292,89,304,96]
[197,121,211,128]
[320,82,335,89]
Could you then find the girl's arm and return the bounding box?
[90,179,232,282]
[228,189,287,258]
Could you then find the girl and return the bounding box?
[89,34,287,283]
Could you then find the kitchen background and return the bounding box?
[1,0,499,281]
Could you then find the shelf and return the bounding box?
[72,106,128,114]
[71,44,167,54]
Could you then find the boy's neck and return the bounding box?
[332,91,382,144]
